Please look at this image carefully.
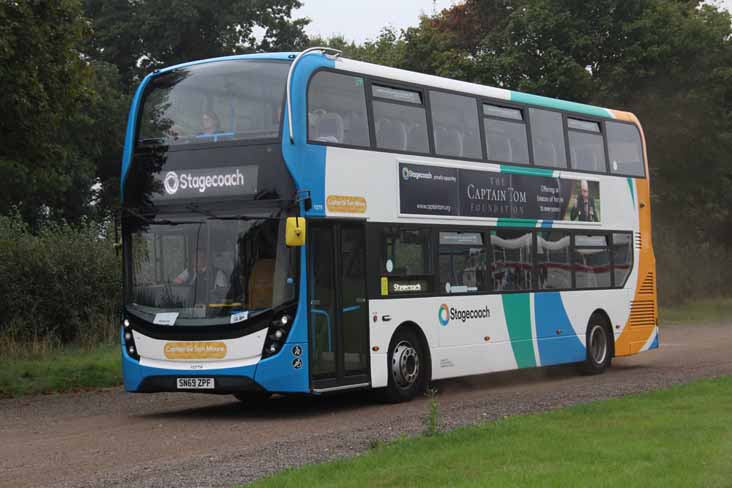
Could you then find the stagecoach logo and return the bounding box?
[438,304,450,326]
[402,166,433,181]
[163,169,246,195]
[438,303,491,327]
[154,165,258,200]
[163,171,180,194]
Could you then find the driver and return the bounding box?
[174,246,228,292]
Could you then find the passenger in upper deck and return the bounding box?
[200,111,221,135]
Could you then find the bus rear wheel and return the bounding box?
[581,316,612,374]
[382,328,428,403]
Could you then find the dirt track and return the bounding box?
[1,324,730,488]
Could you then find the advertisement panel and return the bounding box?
[399,163,601,222]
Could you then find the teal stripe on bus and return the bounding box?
[497,218,538,228]
[627,177,636,206]
[500,164,555,177]
[510,91,614,119]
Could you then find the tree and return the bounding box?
[85,0,311,85]
[397,0,732,243]
[0,0,96,226]
[308,28,407,67]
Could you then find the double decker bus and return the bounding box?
[120,48,658,403]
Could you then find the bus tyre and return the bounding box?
[581,317,612,374]
[382,328,428,403]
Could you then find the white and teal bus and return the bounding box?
[120,48,658,403]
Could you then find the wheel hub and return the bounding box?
[391,341,420,389]
[589,325,608,364]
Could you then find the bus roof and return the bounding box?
[146,51,635,122]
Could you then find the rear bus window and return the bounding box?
[483,104,530,165]
[308,71,370,147]
[612,233,633,286]
[430,91,482,159]
[607,122,645,177]
[568,118,607,173]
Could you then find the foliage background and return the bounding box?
[0,0,730,346]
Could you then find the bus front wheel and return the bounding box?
[382,328,428,403]
[581,315,612,374]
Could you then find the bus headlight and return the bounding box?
[122,318,139,360]
[262,311,295,358]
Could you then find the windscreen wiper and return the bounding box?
[185,203,219,219]
[122,207,196,226]
[185,202,288,221]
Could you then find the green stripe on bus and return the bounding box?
[510,91,613,119]
[502,294,536,368]
[627,177,635,206]
[499,164,555,177]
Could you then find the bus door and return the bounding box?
[308,222,370,391]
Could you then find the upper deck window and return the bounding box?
[483,104,523,121]
[483,104,530,165]
[372,85,429,153]
[568,118,601,132]
[607,122,645,177]
[568,117,607,173]
[137,60,289,147]
[308,71,370,147]
[529,108,567,168]
[372,85,422,104]
[430,91,482,159]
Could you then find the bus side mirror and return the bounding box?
[286,217,306,247]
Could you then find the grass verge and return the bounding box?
[660,297,732,325]
[249,377,732,488]
[0,344,121,398]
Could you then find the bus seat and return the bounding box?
[315,112,344,143]
[406,123,428,153]
[247,259,275,309]
[535,139,558,164]
[486,131,512,161]
[344,111,369,145]
[435,126,462,157]
[214,252,235,276]
[376,118,407,150]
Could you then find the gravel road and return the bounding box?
[1,323,730,488]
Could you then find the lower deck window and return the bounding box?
[574,234,611,289]
[382,228,433,294]
[438,232,490,294]
[537,231,572,290]
[490,230,534,291]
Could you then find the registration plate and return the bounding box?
[176,377,215,390]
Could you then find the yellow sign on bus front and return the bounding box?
[326,195,367,213]
[164,342,227,360]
